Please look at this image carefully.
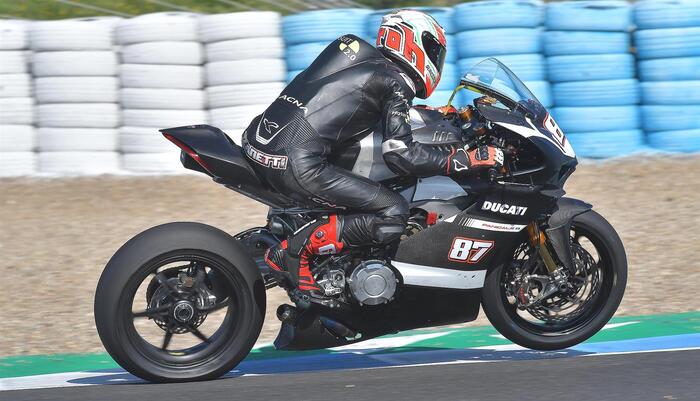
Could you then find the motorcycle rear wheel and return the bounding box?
[481,210,627,350]
[94,222,265,383]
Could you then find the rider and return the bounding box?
[241,10,503,297]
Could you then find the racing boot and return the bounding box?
[265,215,344,294]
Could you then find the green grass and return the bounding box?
[1,0,466,20]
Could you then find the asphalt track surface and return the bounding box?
[3,349,698,401]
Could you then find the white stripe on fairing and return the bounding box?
[391,261,486,289]
[465,218,526,233]
[443,214,457,223]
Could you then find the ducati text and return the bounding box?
[481,201,528,216]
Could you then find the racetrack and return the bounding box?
[2,313,699,401]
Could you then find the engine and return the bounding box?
[347,260,397,305]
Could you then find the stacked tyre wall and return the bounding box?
[453,0,551,111]
[0,20,35,176]
[116,12,206,173]
[634,0,700,153]
[2,1,700,177]
[201,12,285,145]
[546,1,644,158]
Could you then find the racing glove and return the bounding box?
[447,145,504,175]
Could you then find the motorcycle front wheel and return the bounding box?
[94,222,266,383]
[481,209,627,350]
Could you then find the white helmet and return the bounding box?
[376,10,447,99]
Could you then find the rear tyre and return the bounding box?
[482,210,627,350]
[95,222,266,382]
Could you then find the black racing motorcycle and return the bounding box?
[94,58,627,383]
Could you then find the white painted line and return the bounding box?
[328,331,454,353]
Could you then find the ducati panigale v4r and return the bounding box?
[95,59,627,383]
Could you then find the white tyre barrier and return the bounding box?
[121,41,204,65]
[0,97,33,125]
[0,152,36,177]
[122,109,207,128]
[0,74,31,98]
[32,51,118,77]
[206,59,286,85]
[30,18,113,51]
[39,151,120,175]
[120,88,205,110]
[206,82,284,108]
[38,128,118,151]
[199,12,281,43]
[0,51,28,74]
[208,104,267,129]
[37,103,119,128]
[205,37,285,62]
[0,20,28,50]
[119,126,173,153]
[0,125,35,152]
[35,77,119,103]
[122,151,183,173]
[120,64,203,89]
[116,12,199,45]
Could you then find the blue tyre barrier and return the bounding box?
[285,42,327,71]
[641,105,700,132]
[552,105,640,133]
[436,63,460,92]
[547,54,634,82]
[635,27,700,60]
[453,0,544,31]
[567,130,646,158]
[543,31,630,56]
[634,0,700,30]
[283,9,371,46]
[638,57,700,81]
[456,28,541,58]
[458,54,546,81]
[641,81,700,105]
[647,129,700,152]
[367,7,455,35]
[546,1,632,31]
[552,79,640,107]
[445,36,457,63]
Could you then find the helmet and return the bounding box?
[376,10,447,99]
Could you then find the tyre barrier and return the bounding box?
[634,27,700,60]
[34,77,119,104]
[119,126,174,154]
[0,51,27,74]
[640,81,700,105]
[0,152,37,177]
[0,97,33,125]
[634,0,700,30]
[0,125,35,152]
[0,20,28,50]
[0,73,31,98]
[37,103,120,128]
[122,151,184,173]
[206,82,285,109]
[120,88,206,110]
[552,105,640,133]
[115,12,198,45]
[122,109,207,128]
[552,79,640,107]
[32,51,118,77]
[38,128,118,152]
[121,41,204,65]
[456,28,541,58]
[567,130,647,158]
[637,57,700,81]
[641,105,700,132]
[646,129,700,153]
[547,54,635,83]
[282,9,371,46]
[205,37,285,62]
[38,151,121,175]
[453,0,543,31]
[544,31,630,56]
[545,0,632,31]
[286,42,328,71]
[30,18,115,51]
[199,12,281,43]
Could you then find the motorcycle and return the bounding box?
[94,58,627,383]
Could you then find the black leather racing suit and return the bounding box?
[242,35,455,247]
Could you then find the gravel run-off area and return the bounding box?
[1,155,699,356]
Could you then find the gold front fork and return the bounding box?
[527,222,559,273]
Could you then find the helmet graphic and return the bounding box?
[376,10,447,99]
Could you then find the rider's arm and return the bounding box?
[380,78,454,177]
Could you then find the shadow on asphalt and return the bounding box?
[66,347,590,386]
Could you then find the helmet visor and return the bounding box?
[421,32,446,74]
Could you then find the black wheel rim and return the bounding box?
[499,221,616,336]
[118,251,246,368]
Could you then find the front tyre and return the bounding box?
[482,210,627,350]
[94,222,266,383]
